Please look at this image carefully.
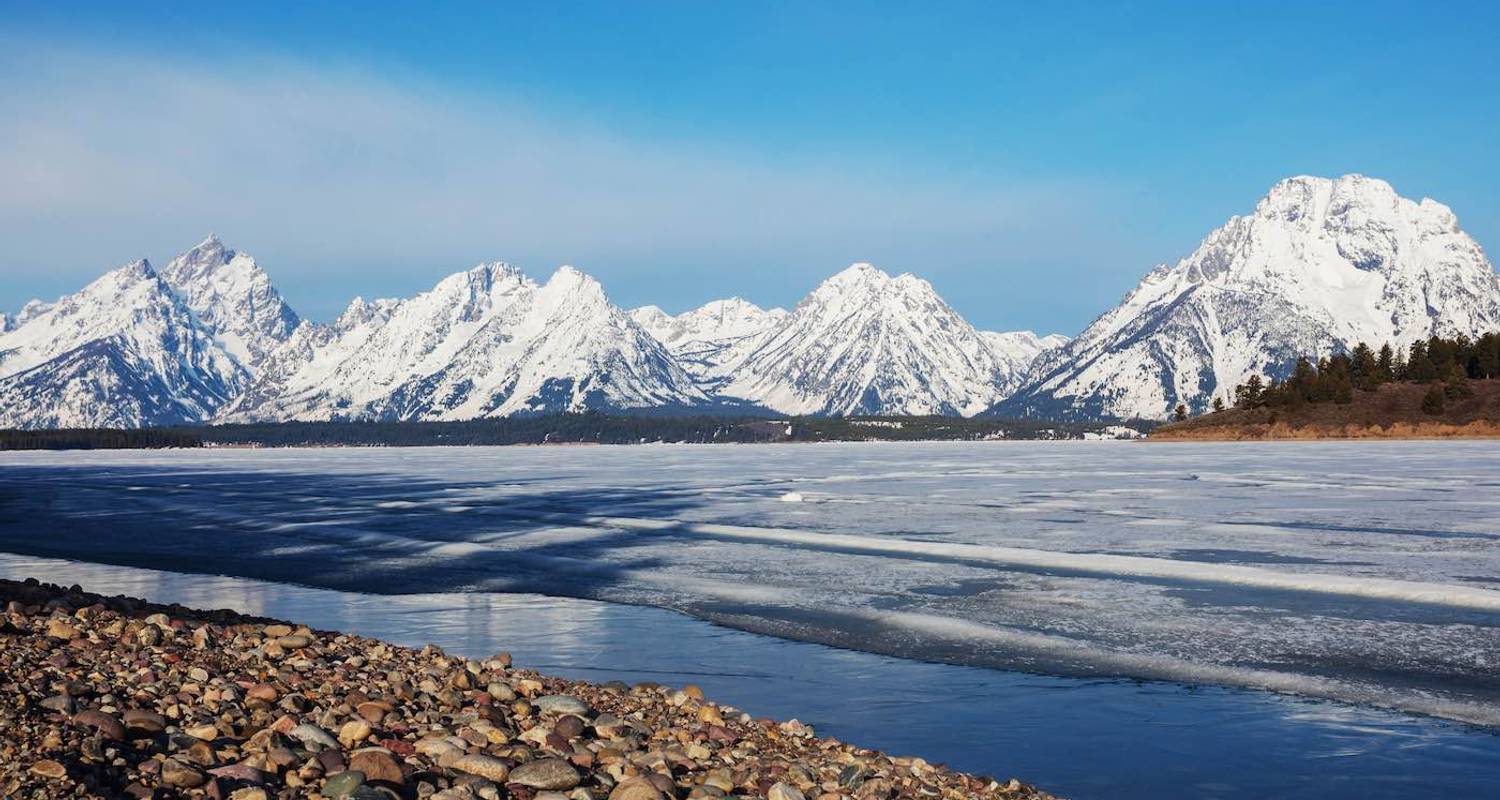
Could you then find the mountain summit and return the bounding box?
[1001,174,1500,420]
[223,263,708,421]
[3,175,1494,428]
[713,263,1045,416]
[0,259,247,428]
[161,235,301,369]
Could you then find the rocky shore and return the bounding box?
[0,578,1055,800]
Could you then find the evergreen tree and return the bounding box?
[1376,343,1395,383]
[1351,343,1378,389]
[1234,374,1266,408]
[1173,404,1188,422]
[1212,397,1225,413]
[1291,356,1318,401]
[1407,340,1438,382]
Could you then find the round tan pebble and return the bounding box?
[185,723,219,741]
[30,759,68,779]
[161,758,208,789]
[608,777,665,800]
[449,753,510,783]
[769,783,808,800]
[339,719,373,746]
[348,748,403,785]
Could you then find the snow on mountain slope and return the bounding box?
[223,264,707,421]
[631,298,787,381]
[716,263,1025,416]
[161,235,300,369]
[0,260,247,428]
[0,314,11,334]
[1001,174,1500,420]
[219,296,398,417]
[979,330,1070,381]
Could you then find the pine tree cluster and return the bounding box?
[1230,332,1500,412]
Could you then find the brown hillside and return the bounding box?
[1152,379,1500,440]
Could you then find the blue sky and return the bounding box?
[2,1,1497,333]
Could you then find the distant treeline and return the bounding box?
[182,414,1121,447]
[1222,332,1500,417]
[0,413,1136,450]
[0,428,204,451]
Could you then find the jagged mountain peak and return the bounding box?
[160,236,300,368]
[814,262,895,292]
[222,260,708,423]
[106,257,156,281]
[334,296,400,331]
[437,261,528,292]
[1002,174,1500,421]
[629,296,788,384]
[718,262,1027,416]
[0,257,246,428]
[542,264,606,296]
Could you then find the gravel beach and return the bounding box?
[0,577,1055,800]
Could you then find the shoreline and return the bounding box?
[1148,420,1500,441]
[1,576,1055,800]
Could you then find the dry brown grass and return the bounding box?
[1151,379,1500,441]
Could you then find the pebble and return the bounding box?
[450,753,511,782]
[161,757,207,788]
[323,770,367,798]
[123,709,168,736]
[349,748,404,784]
[290,723,340,750]
[278,633,313,649]
[184,722,220,741]
[73,709,126,741]
[769,783,808,800]
[30,759,67,779]
[209,764,267,784]
[340,718,374,746]
[0,577,1054,800]
[533,694,592,717]
[508,757,581,790]
[609,777,666,800]
[40,694,76,714]
[46,618,81,639]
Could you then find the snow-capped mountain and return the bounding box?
[218,296,399,417]
[715,263,1031,416]
[1001,174,1500,420]
[631,298,787,381]
[979,330,1070,381]
[0,260,247,428]
[161,234,300,369]
[223,263,708,421]
[9,173,1491,429]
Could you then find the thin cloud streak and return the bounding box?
[0,41,1129,329]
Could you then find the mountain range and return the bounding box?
[2,174,1497,428]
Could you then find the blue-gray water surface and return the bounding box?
[1,553,1495,800]
[3,441,1499,798]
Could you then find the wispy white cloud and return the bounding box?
[0,40,1131,325]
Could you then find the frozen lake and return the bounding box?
[2,440,1499,796]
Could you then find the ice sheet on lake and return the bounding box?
[3,440,1499,724]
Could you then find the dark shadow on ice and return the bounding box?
[0,464,699,598]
